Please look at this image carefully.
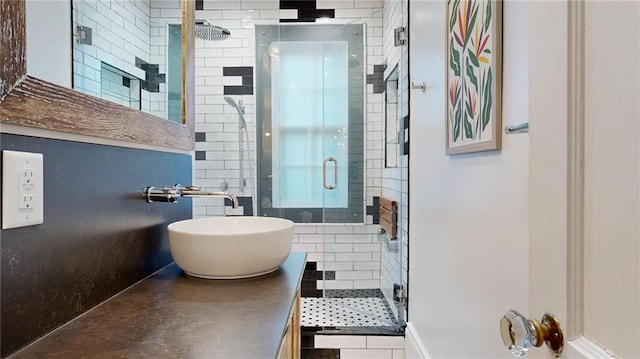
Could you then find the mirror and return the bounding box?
[72,0,184,122]
[385,65,399,168]
[1,0,194,150]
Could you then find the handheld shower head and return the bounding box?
[224,96,239,109]
[224,96,247,129]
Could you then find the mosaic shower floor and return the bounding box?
[301,290,398,327]
[301,297,396,327]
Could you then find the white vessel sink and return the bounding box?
[167,216,294,279]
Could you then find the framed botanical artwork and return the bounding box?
[446,0,502,155]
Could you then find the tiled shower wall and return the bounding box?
[73,0,181,117]
[192,0,407,302]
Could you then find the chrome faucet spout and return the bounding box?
[181,190,239,208]
[144,186,239,208]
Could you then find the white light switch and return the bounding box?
[2,150,44,229]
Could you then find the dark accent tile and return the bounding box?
[136,59,165,93]
[195,151,206,160]
[301,333,315,348]
[224,85,253,95]
[142,63,159,73]
[142,82,160,93]
[195,132,206,142]
[279,0,335,23]
[122,77,130,88]
[367,64,387,94]
[324,271,335,280]
[242,75,253,86]
[135,56,147,68]
[223,66,253,77]
[302,326,405,336]
[280,0,317,10]
[305,262,317,271]
[301,288,323,298]
[150,73,166,84]
[302,348,340,359]
[402,115,410,155]
[325,288,385,298]
[195,0,203,10]
[366,196,380,224]
[301,280,320,290]
[311,8,335,18]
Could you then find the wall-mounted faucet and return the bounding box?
[144,185,239,208]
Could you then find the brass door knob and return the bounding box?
[500,310,564,357]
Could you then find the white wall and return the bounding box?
[407,0,529,357]
[26,0,73,88]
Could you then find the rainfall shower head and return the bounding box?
[195,20,231,41]
[224,96,247,129]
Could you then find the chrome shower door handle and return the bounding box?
[323,157,338,190]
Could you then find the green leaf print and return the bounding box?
[482,67,493,130]
[453,102,462,141]
[467,49,480,67]
[450,0,460,32]
[466,60,478,90]
[484,0,492,32]
[464,3,479,47]
[463,113,474,139]
[450,39,461,76]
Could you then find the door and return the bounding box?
[529,1,639,358]
[407,0,638,357]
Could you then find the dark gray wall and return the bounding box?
[0,134,192,357]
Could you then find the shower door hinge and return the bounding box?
[394,27,407,47]
[393,283,406,303]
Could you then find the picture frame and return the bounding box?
[446,0,502,155]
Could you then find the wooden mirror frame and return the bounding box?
[0,0,195,151]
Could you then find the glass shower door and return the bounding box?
[318,22,404,331]
[256,24,363,224]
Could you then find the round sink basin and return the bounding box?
[167,216,294,279]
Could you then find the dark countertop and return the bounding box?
[10,252,306,359]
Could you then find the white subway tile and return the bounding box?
[336,270,372,280]
[366,336,405,349]
[354,280,380,289]
[341,349,393,359]
[325,243,353,253]
[318,280,353,290]
[297,234,323,243]
[335,252,371,262]
[315,335,366,349]
[293,241,316,253]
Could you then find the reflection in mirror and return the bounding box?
[385,65,399,168]
[72,0,184,121]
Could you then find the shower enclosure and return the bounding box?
[254,21,405,334]
[192,2,408,341]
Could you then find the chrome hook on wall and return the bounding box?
[411,82,427,92]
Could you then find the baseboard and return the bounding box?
[405,322,431,359]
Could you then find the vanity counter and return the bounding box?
[11,252,306,358]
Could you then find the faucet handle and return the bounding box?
[144,186,180,203]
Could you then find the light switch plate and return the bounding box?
[2,150,44,229]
